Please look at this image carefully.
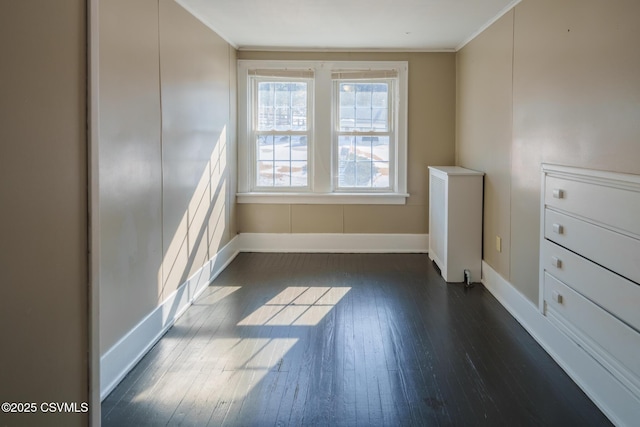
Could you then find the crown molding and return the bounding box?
[237,46,456,53]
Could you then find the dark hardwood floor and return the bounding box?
[102,253,612,426]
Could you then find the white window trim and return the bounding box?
[237,60,408,205]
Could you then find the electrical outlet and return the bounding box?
[496,236,502,253]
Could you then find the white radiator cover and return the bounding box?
[428,166,484,283]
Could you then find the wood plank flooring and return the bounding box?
[102,253,612,426]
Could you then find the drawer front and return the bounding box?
[545,175,640,237]
[542,239,640,331]
[544,272,640,394]
[544,209,640,284]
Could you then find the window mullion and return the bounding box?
[313,66,332,193]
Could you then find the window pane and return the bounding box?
[291,136,307,160]
[291,83,307,131]
[257,161,274,186]
[338,136,354,187]
[273,136,291,161]
[354,158,373,188]
[373,161,390,188]
[257,83,274,130]
[274,107,291,131]
[338,136,354,162]
[338,159,356,187]
[340,85,355,107]
[257,135,274,161]
[274,161,291,186]
[256,135,308,187]
[372,87,388,108]
[258,81,307,131]
[337,136,375,187]
[372,108,388,131]
[356,136,373,160]
[274,84,290,106]
[274,161,307,187]
[337,135,391,189]
[355,108,372,131]
[339,81,389,132]
[355,89,371,108]
[291,83,307,108]
[355,135,373,187]
[258,158,308,188]
[372,136,389,161]
[290,161,307,186]
[339,107,355,130]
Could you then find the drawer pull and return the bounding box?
[552,189,565,199]
[552,223,564,234]
[552,290,564,304]
[551,256,562,268]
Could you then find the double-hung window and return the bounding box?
[238,60,408,204]
[334,71,396,191]
[250,69,313,189]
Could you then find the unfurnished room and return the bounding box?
[1,0,639,426]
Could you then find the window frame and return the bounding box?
[237,60,409,205]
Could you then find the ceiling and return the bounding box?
[176,0,520,51]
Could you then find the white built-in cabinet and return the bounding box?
[428,166,484,283]
[540,164,640,405]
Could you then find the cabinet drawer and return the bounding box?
[542,239,640,331]
[544,272,640,396]
[544,209,640,284]
[545,175,640,237]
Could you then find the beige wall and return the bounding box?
[236,51,456,234]
[0,1,89,426]
[456,0,640,303]
[456,11,514,282]
[99,0,237,353]
[99,0,163,355]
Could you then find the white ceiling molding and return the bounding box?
[237,46,457,53]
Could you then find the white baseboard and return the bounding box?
[481,261,640,427]
[236,232,429,253]
[100,236,240,401]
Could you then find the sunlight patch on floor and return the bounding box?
[238,286,351,326]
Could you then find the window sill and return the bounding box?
[236,192,409,205]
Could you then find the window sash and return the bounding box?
[333,78,396,191]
